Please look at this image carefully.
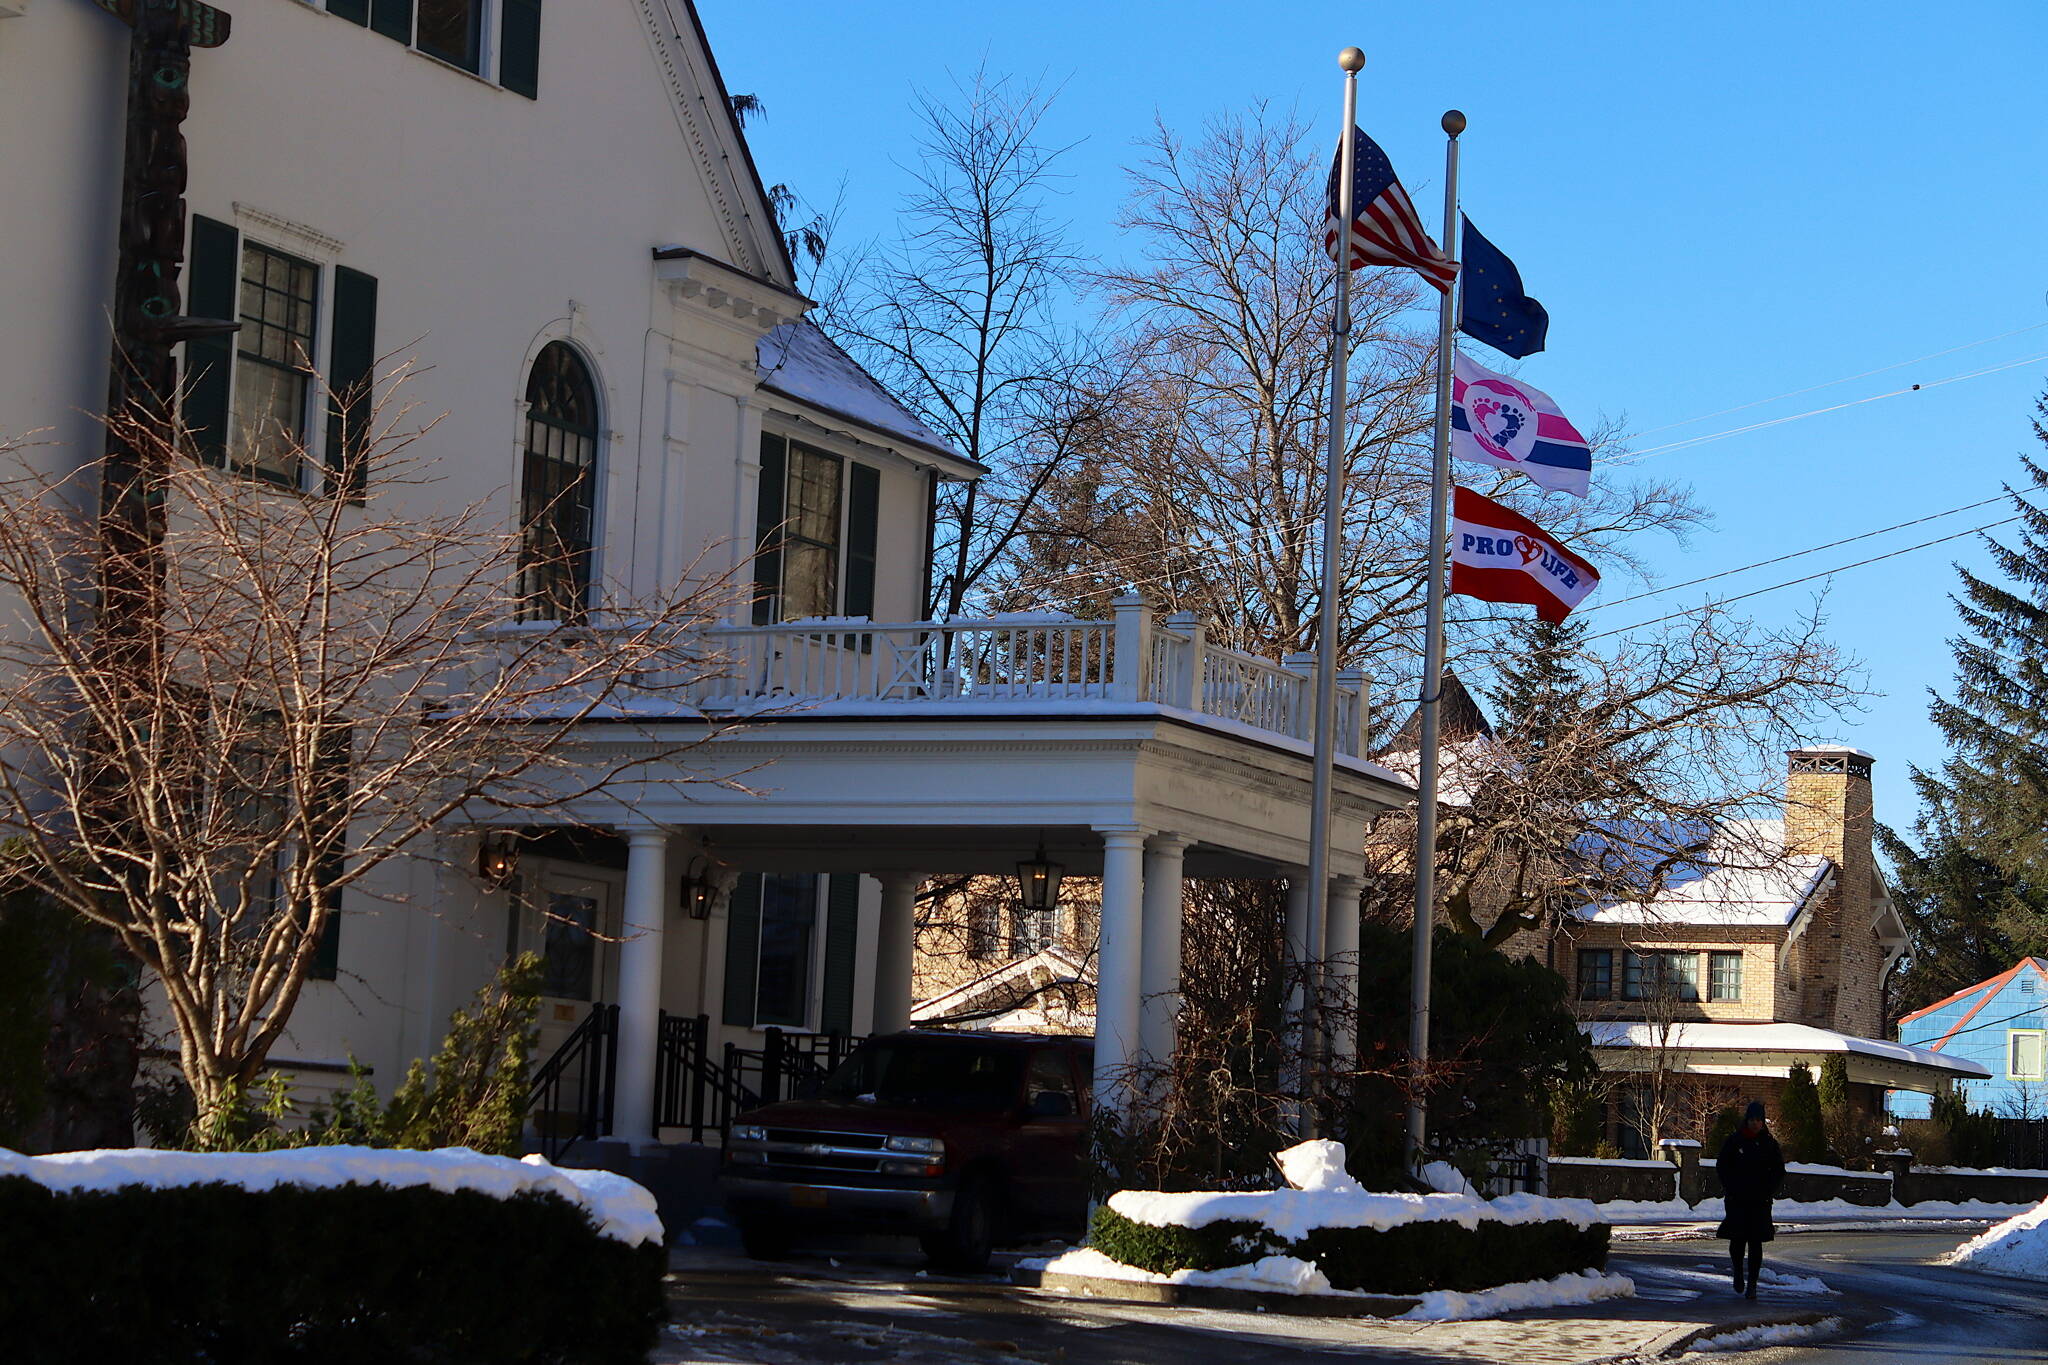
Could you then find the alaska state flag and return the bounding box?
[1450,352,1592,498]
[1449,486,1600,623]
[1458,216,1548,358]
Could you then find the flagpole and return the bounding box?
[1404,108,1464,1171]
[1303,44,1364,1134]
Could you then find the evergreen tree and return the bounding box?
[1483,615,1591,756]
[1777,1062,1826,1163]
[1883,412,2048,1011]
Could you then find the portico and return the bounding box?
[513,602,1413,1147]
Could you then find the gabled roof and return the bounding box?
[757,321,979,475]
[1379,672,1494,756]
[1571,819,1833,928]
[671,0,798,286]
[1583,1020,1992,1079]
[1897,957,2048,1027]
[912,943,1092,1024]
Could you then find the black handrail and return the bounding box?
[526,1002,618,1161]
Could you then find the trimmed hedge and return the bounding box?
[0,1176,666,1365]
[1089,1204,1608,1295]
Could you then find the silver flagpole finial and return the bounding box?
[1338,46,1365,73]
[1442,109,1467,137]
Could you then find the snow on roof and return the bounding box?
[1572,819,1830,927]
[757,321,972,469]
[1582,1021,1992,1078]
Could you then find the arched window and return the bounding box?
[518,342,599,621]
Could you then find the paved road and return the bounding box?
[658,1225,2045,1364]
[1617,1227,2048,1364]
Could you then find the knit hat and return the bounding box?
[1744,1101,1766,1122]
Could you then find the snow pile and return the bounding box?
[1686,1317,1844,1353]
[1417,1160,1478,1196]
[0,1145,662,1247]
[1397,1269,1635,1321]
[1944,1195,2048,1280]
[1274,1138,1363,1193]
[1603,1194,2034,1224]
[1035,1249,1635,1320]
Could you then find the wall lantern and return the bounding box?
[477,831,520,888]
[1015,840,1065,913]
[679,855,717,920]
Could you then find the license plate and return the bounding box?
[789,1186,827,1209]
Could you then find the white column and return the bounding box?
[872,871,923,1034]
[1092,827,1149,1115]
[614,826,671,1147]
[1138,834,1190,1072]
[1325,874,1365,1071]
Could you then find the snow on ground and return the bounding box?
[0,1145,662,1246]
[1943,1196,2048,1280]
[1034,1247,1636,1320]
[1685,1317,1845,1353]
[1646,1263,1834,1295]
[1601,1194,2033,1224]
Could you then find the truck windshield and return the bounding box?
[820,1041,1024,1112]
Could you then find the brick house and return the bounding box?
[1554,746,1985,1152]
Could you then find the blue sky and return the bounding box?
[698,0,2048,835]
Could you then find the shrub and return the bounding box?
[0,1172,664,1364]
[1931,1089,2003,1166]
[1703,1103,1742,1157]
[1085,1204,1608,1295]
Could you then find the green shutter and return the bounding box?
[302,722,352,982]
[845,463,879,619]
[325,266,377,500]
[499,0,541,98]
[328,0,369,25]
[310,912,342,981]
[184,215,238,467]
[820,874,861,1035]
[751,434,786,625]
[369,0,411,43]
[722,874,762,1027]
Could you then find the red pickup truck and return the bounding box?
[719,1030,1093,1271]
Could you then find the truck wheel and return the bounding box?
[921,1176,997,1273]
[738,1216,792,1260]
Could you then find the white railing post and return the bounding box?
[1283,652,1318,742]
[1163,611,1204,709]
[1337,668,1368,757]
[1111,594,1151,702]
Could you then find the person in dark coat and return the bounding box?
[1716,1100,1785,1297]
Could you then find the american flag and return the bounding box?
[1324,127,1456,294]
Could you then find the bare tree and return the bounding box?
[995,107,1695,670]
[824,69,1113,620]
[1367,609,1862,950]
[0,390,741,1133]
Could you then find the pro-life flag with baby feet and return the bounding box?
[1449,485,1600,623]
[1450,352,1592,498]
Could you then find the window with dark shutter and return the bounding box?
[328,0,370,25]
[369,0,412,43]
[325,266,377,500]
[820,874,860,1035]
[722,874,762,1027]
[751,434,786,624]
[184,215,239,467]
[516,342,599,621]
[845,463,878,619]
[499,0,541,98]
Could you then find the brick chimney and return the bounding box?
[1781,745,1880,1037]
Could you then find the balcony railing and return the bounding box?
[691,598,1368,757]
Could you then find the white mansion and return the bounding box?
[0,0,1410,1161]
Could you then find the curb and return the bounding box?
[1637,1310,1846,1358]
[1011,1264,1425,1318]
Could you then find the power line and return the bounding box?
[1629,321,2048,439]
[1584,515,2023,643]
[1585,492,2016,614]
[1614,352,2048,466]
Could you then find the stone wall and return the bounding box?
[1550,1151,2048,1210]
[1544,1156,1678,1203]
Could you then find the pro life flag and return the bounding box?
[1450,352,1592,498]
[1324,127,1457,294]
[1449,486,1600,623]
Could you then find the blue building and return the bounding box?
[1891,959,2048,1119]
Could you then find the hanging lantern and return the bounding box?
[1014,840,1065,913]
